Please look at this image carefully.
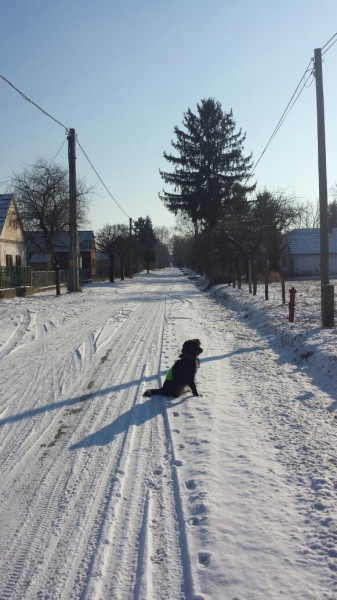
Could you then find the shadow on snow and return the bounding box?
[0,348,258,428]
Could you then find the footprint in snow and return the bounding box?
[185,479,197,490]
[198,551,212,567]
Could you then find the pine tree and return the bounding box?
[159,98,255,232]
[133,216,158,273]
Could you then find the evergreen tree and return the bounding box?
[159,98,255,232]
[248,190,301,270]
[133,216,158,273]
[328,200,337,229]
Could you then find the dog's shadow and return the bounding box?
[70,394,188,450]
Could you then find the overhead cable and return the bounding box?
[50,138,67,164]
[76,137,131,220]
[250,32,337,175]
[322,36,337,56]
[252,59,314,173]
[321,32,337,52]
[0,74,69,132]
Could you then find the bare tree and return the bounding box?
[10,157,93,262]
[292,199,319,229]
[96,224,130,282]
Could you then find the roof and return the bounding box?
[96,250,109,261]
[285,228,337,255]
[27,230,95,253]
[0,194,14,234]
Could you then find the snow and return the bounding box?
[1,268,337,599]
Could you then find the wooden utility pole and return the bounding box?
[129,217,133,278]
[67,128,80,292]
[314,48,334,327]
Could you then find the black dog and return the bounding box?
[143,339,203,398]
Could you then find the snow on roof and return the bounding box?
[286,228,337,255]
[0,194,13,234]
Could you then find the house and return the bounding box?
[0,194,26,267]
[27,230,96,276]
[283,228,337,277]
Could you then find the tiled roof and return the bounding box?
[0,194,13,234]
[286,228,337,255]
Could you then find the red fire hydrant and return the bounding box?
[288,287,297,322]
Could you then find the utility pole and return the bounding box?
[129,217,133,278]
[314,48,334,327]
[67,128,80,292]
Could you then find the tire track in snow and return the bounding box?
[0,297,148,598]
[0,297,154,598]
[0,288,168,599]
[62,298,180,599]
[0,300,141,477]
[0,276,201,600]
[0,311,31,358]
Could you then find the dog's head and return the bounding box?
[180,339,203,358]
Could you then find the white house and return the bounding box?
[0,194,26,267]
[283,228,337,277]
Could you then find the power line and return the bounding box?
[252,59,314,173]
[250,33,337,176]
[76,137,131,220]
[1,73,131,221]
[0,74,69,132]
[321,32,337,52]
[50,138,67,164]
[322,36,337,56]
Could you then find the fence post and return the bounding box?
[54,258,61,296]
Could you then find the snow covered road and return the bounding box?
[1,269,337,599]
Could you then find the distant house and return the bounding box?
[283,228,337,277]
[27,231,96,276]
[0,194,26,267]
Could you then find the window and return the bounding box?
[6,255,13,267]
[16,255,22,267]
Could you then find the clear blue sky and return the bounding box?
[1,0,337,233]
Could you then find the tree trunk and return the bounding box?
[109,254,115,283]
[120,256,125,280]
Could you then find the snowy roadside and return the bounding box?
[195,274,337,409]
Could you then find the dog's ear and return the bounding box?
[183,338,201,347]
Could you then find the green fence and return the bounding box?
[0,266,32,289]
